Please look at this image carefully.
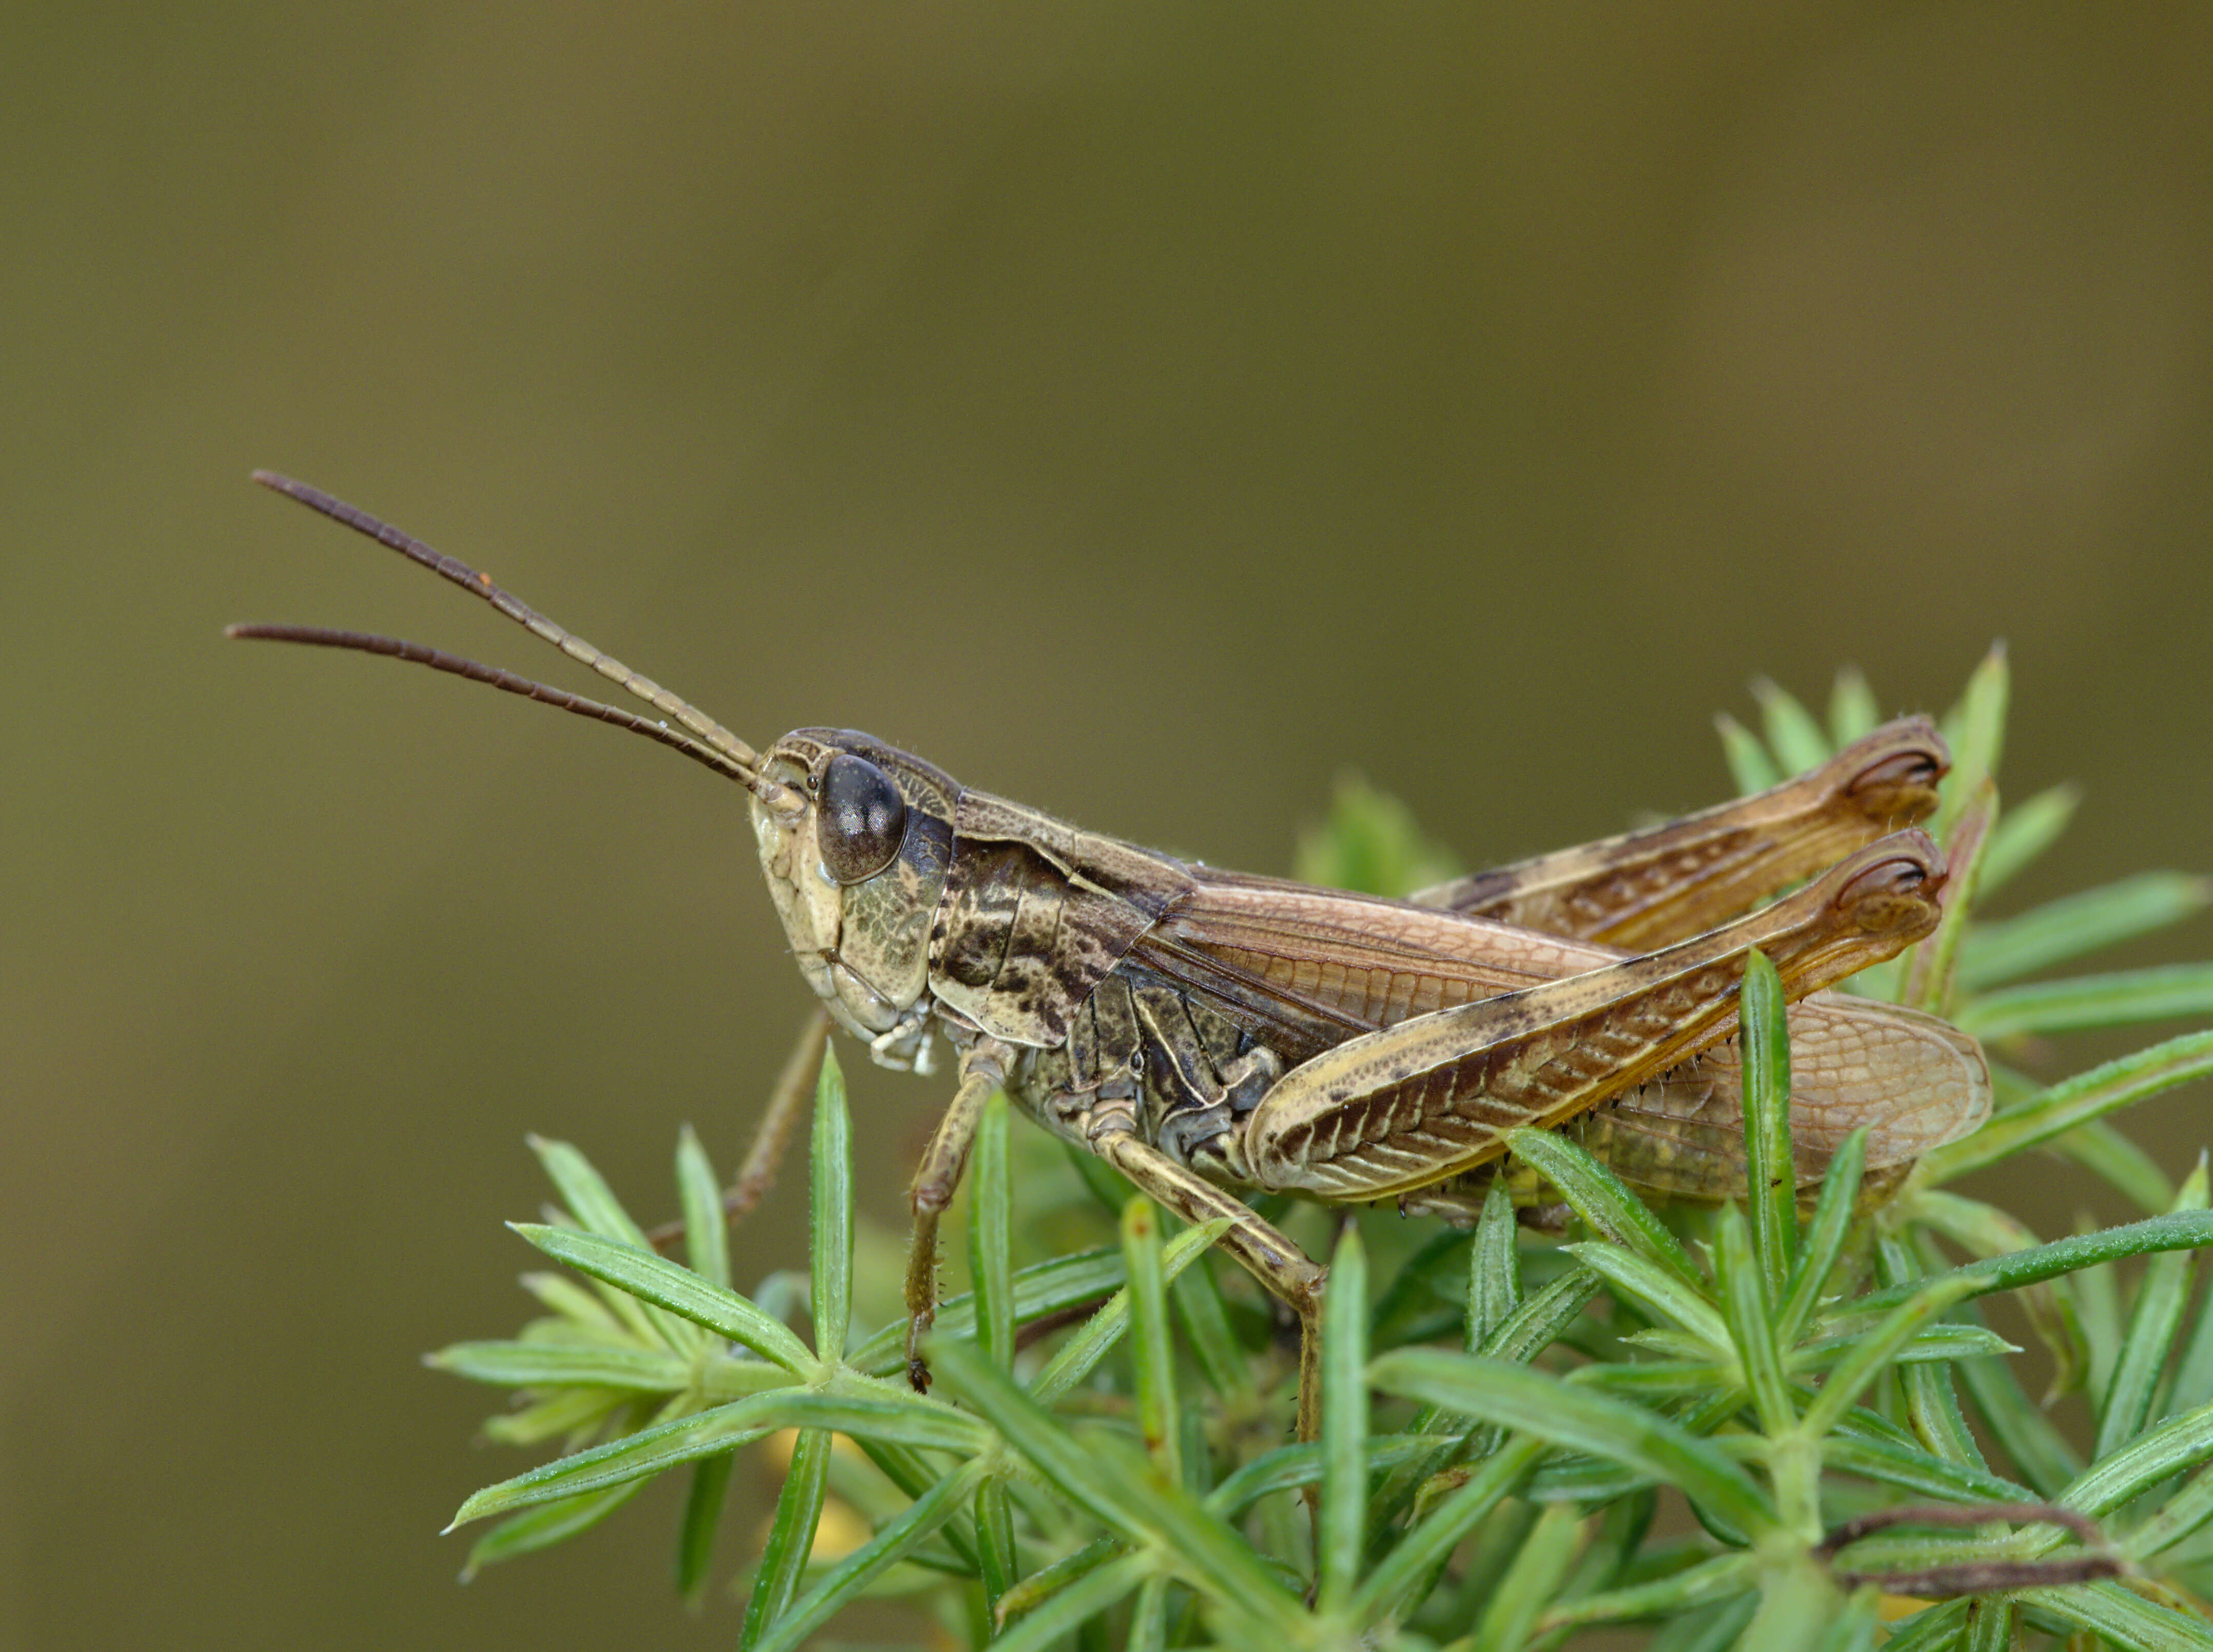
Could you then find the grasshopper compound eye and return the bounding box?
[818,752,909,883]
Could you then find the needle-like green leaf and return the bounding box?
[425,1340,689,1391]
[927,1340,1306,1640]
[1317,1224,1368,1615]
[1827,667,1881,749]
[1467,1503,1587,1652]
[1297,773,1463,897]
[1564,1242,1730,1351]
[1917,1030,2213,1188]
[1366,1261,1603,1531]
[2053,1118,2176,1213]
[1483,1264,1603,1365]
[1934,642,2007,845]
[1716,712,1782,795]
[750,1466,979,1652]
[1873,1242,1990,1478]
[1954,1335,2083,1497]
[990,1552,1150,1652]
[2019,1579,2213,1651]
[1961,872,2212,990]
[1813,1588,1885,1652]
[1644,1594,1760,1652]
[1121,1197,1178,1483]
[1203,1434,1434,1520]
[1543,1487,1653,1623]
[508,1223,815,1373]
[972,1477,1019,1629]
[1776,1127,1865,1345]
[2166,1274,2213,1422]
[673,1449,732,1604]
[1738,949,1796,1297]
[1974,780,2079,896]
[2122,1454,2213,1560]
[1126,1575,1169,1652]
[1368,1350,1774,1536]
[848,1245,1129,1377]
[991,1536,1121,1627]
[515,1268,623,1331]
[1957,963,2213,1040]
[1509,1127,1700,1287]
[1817,1431,2029,1504]
[1170,1243,1251,1400]
[460,1481,647,1578]
[1854,1209,2213,1325]
[738,1425,831,1651]
[1468,1177,1520,1350]
[808,1046,854,1361]
[1350,1435,1547,1623]
[2097,1159,2207,1459]
[527,1137,699,1353]
[1961,1595,2015,1652]
[675,1124,730,1293]
[528,1134,653,1250]
[1877,1598,1970,1652]
[1754,678,1833,775]
[1713,1208,1791,1435]
[1029,1217,1231,1406]
[1537,1550,1758,1635]
[448,1382,983,1527]
[2065,1398,2213,1520]
[1799,1276,1981,1438]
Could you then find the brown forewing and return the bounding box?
[1138,864,1989,1197]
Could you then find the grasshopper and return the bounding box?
[233,474,1991,1434]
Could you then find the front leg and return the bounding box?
[903,1036,1013,1390]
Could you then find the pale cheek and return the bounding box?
[752,811,793,880]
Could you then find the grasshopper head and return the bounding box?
[231,477,965,1066]
[752,730,959,1055]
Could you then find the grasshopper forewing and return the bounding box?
[234,475,1991,1434]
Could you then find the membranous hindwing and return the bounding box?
[750,729,956,1048]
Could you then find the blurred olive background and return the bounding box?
[4,3,2210,1647]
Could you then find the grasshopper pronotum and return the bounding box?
[232,474,1990,1437]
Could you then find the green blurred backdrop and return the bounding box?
[3,4,2209,1647]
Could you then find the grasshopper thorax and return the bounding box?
[752,730,959,1057]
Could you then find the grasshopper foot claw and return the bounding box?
[905,1312,935,1392]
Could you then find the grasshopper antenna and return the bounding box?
[231,473,798,811]
[225,622,768,786]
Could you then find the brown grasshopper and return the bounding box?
[232,474,1991,1434]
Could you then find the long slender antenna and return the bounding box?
[234,473,796,808]
[224,623,756,784]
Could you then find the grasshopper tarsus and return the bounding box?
[240,477,1994,1447]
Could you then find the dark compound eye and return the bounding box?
[817,752,909,883]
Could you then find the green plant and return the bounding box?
[432,651,2213,1649]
